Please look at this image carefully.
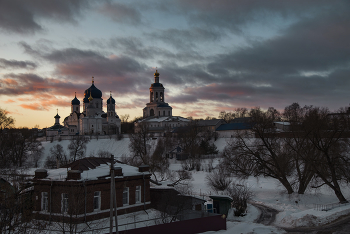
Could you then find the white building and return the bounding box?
[136,70,190,132]
[47,77,121,137]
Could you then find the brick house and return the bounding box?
[32,158,151,223]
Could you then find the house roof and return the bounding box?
[216,122,252,131]
[274,121,291,126]
[138,116,190,123]
[47,124,68,131]
[197,119,224,126]
[230,117,252,123]
[42,157,149,181]
[61,157,117,171]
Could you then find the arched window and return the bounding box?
[150,109,154,116]
[160,92,163,102]
[150,92,154,102]
[156,92,158,102]
[159,111,160,116]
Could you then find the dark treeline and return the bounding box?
[0,108,43,170]
[222,103,350,202]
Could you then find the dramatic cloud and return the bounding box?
[98,2,142,25]
[146,28,222,50]
[0,0,93,34]
[0,58,37,69]
[176,0,350,33]
[19,42,151,94]
[0,73,82,97]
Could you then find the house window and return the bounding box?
[41,192,48,212]
[135,186,141,203]
[123,187,129,205]
[93,191,101,210]
[61,193,68,213]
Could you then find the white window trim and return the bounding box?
[61,193,68,213]
[93,191,101,211]
[41,192,48,212]
[135,186,141,204]
[123,187,129,206]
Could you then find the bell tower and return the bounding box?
[144,69,172,118]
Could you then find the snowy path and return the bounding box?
[253,203,279,225]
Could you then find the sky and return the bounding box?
[1,0,350,128]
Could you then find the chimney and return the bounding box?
[67,170,81,180]
[113,167,123,176]
[34,169,48,179]
[138,165,149,172]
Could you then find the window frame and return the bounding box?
[41,192,48,212]
[135,186,141,203]
[61,193,69,213]
[93,191,101,211]
[123,187,129,206]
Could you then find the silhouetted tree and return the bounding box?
[68,136,90,162]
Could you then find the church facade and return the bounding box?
[137,70,189,132]
[47,78,121,136]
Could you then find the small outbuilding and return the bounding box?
[209,195,233,216]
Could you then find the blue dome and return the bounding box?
[151,83,163,88]
[83,97,90,103]
[71,96,80,105]
[107,96,115,104]
[84,83,102,99]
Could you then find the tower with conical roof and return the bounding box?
[54,109,60,125]
[143,70,172,118]
[71,92,80,113]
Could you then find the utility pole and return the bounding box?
[110,154,119,234]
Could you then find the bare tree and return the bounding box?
[0,108,15,130]
[27,139,43,168]
[300,106,350,202]
[47,144,68,168]
[129,123,153,165]
[129,123,173,182]
[225,182,253,217]
[206,166,232,192]
[67,136,90,162]
[223,107,295,194]
[283,103,316,194]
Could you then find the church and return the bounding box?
[46,78,121,136]
[46,70,188,136]
[136,70,190,132]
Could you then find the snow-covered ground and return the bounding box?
[38,138,132,167]
[32,138,350,233]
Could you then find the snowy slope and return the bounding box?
[38,138,131,167]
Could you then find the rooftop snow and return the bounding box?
[43,162,147,181]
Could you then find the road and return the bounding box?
[252,203,279,225]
